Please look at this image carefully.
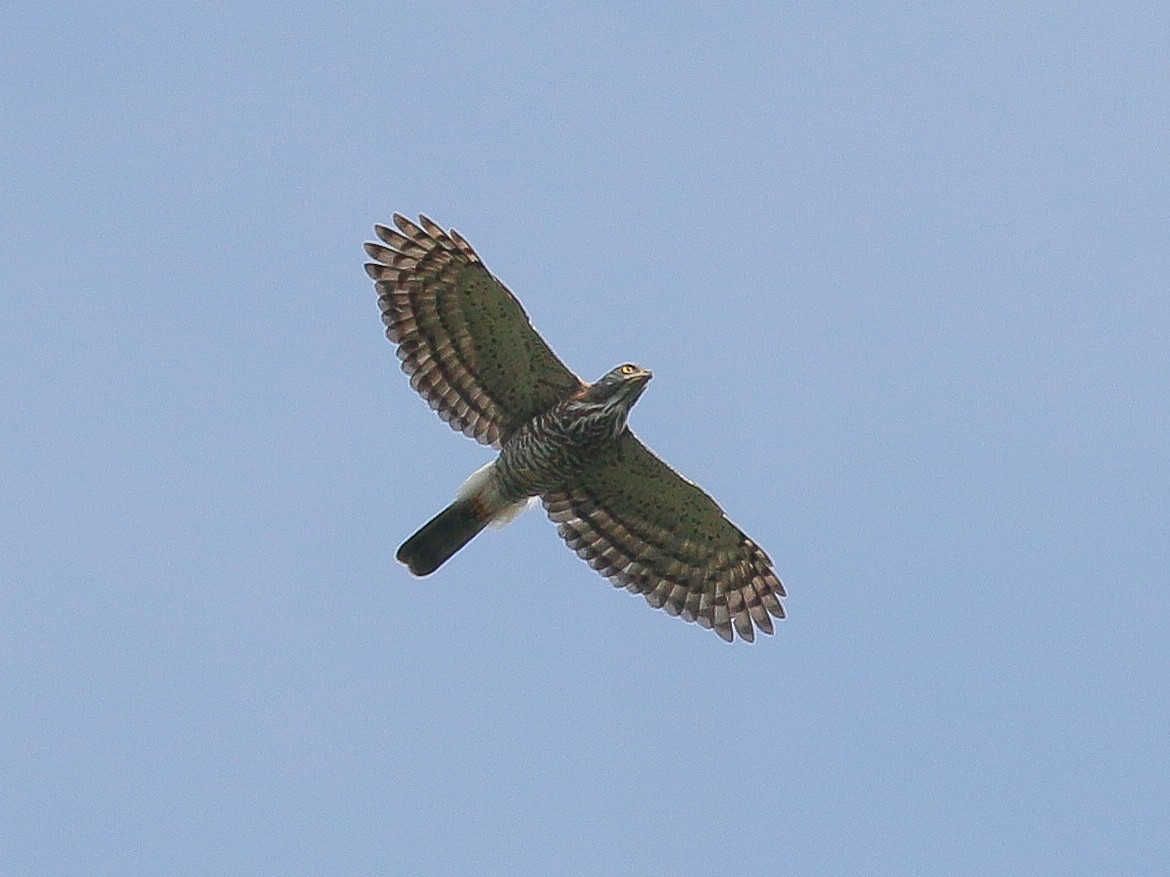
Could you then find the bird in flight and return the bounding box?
[364,215,785,642]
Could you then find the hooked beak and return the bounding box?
[625,368,652,398]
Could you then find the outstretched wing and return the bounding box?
[543,431,785,642]
[364,214,584,448]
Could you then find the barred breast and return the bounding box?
[494,399,627,500]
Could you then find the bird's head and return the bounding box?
[564,364,652,441]
[586,363,653,409]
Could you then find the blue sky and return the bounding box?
[2,3,1167,874]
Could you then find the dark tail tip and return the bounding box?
[396,499,489,576]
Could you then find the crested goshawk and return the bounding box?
[364,214,785,642]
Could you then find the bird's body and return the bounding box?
[397,366,650,577]
[496,372,648,498]
[365,214,786,642]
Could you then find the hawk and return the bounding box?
[364,214,786,642]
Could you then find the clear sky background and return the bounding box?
[3,3,1168,875]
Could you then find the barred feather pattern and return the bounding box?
[543,489,786,643]
[363,214,512,448]
[494,395,636,500]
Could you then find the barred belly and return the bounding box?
[494,401,623,500]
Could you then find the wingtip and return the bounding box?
[365,241,397,264]
[418,214,443,237]
[393,213,424,237]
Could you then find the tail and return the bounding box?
[396,461,531,576]
[396,498,491,577]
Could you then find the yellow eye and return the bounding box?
[620,364,636,375]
